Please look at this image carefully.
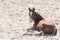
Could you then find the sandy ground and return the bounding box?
[0,0,60,40]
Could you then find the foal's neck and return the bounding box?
[34,12,44,25]
[35,12,44,21]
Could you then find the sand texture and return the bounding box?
[0,0,60,40]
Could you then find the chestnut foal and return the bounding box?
[28,7,57,36]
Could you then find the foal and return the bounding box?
[28,7,57,36]
[28,7,44,30]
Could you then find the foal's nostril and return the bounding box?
[29,19,33,23]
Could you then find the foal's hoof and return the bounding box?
[53,29,57,36]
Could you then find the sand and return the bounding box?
[0,0,60,40]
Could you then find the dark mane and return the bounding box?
[34,12,44,21]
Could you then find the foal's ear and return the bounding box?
[28,7,30,11]
[33,8,35,12]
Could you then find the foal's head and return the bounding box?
[28,7,36,22]
[28,7,44,23]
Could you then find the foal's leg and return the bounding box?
[27,23,37,31]
[32,21,39,30]
[27,27,33,32]
[35,31,44,36]
[53,28,57,36]
[27,21,39,31]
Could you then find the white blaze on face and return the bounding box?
[29,12,33,22]
[29,12,32,16]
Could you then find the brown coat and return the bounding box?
[37,20,55,34]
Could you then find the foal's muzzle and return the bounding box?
[29,18,33,22]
